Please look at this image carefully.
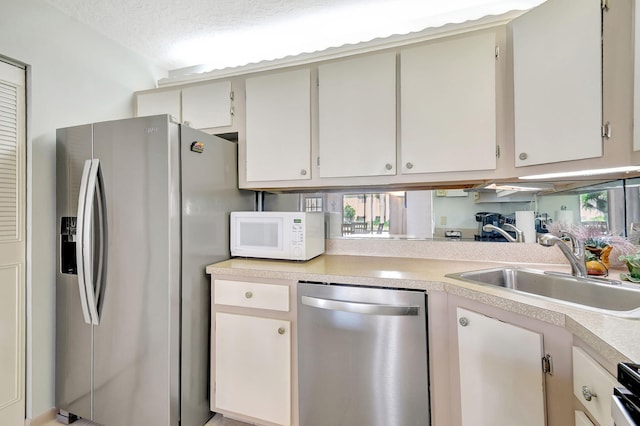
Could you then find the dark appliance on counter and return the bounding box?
[474,212,516,242]
[445,230,462,240]
[612,363,640,426]
[535,213,552,234]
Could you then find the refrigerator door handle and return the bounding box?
[93,167,106,322]
[82,159,105,325]
[75,159,94,325]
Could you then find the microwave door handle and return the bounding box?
[300,296,420,316]
[75,159,93,325]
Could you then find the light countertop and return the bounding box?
[206,254,640,366]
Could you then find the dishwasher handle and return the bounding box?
[300,295,420,316]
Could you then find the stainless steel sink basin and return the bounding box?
[446,267,640,319]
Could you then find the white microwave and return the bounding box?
[230,211,325,261]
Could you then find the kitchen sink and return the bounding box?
[446,267,640,319]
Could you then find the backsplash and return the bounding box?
[325,238,573,265]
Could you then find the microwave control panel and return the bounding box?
[291,218,305,248]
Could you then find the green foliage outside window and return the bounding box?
[343,204,356,223]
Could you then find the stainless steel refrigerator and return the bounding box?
[55,115,254,426]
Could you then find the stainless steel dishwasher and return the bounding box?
[298,282,430,426]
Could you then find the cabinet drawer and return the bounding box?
[572,346,618,426]
[214,279,289,312]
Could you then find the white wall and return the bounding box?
[0,0,165,418]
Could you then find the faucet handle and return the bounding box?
[559,230,584,257]
[503,223,525,243]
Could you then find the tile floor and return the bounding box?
[41,412,251,426]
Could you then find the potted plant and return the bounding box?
[547,223,636,276]
[618,252,640,283]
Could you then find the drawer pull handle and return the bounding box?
[278,327,286,335]
[581,386,597,402]
[459,317,469,327]
[244,291,253,299]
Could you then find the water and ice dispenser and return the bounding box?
[60,217,77,274]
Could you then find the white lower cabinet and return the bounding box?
[456,307,546,426]
[575,410,596,426]
[215,313,291,426]
[211,277,294,426]
[572,346,619,426]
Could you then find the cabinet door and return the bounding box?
[318,52,396,178]
[182,81,232,129]
[135,89,181,120]
[512,0,602,167]
[215,312,291,426]
[456,308,546,426]
[575,410,596,426]
[400,32,496,174]
[245,69,311,182]
[634,0,640,152]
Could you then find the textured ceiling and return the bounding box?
[43,0,545,72]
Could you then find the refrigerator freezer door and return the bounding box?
[179,127,254,426]
[55,125,93,420]
[91,116,180,426]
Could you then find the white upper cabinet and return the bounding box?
[245,69,311,182]
[136,89,181,121]
[400,32,497,174]
[512,0,602,167]
[318,52,396,178]
[182,81,232,129]
[135,81,233,129]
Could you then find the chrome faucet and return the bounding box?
[538,231,587,278]
[482,223,525,243]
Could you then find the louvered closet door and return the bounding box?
[0,59,26,426]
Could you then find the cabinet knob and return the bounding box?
[385,163,393,170]
[459,317,469,327]
[278,327,286,335]
[581,386,597,402]
[519,152,528,161]
[300,169,307,176]
[405,162,414,170]
[244,291,253,299]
